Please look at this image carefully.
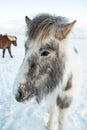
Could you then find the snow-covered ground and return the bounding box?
[0,21,87,130]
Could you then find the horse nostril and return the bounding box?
[16,88,23,102]
[19,90,23,98]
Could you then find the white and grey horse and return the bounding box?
[13,14,82,130]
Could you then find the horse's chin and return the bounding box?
[22,96,36,104]
[14,44,17,46]
[23,100,29,104]
[21,96,30,104]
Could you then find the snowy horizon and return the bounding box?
[0,0,87,27]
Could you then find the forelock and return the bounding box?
[26,14,69,41]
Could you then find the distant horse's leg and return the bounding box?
[7,47,13,58]
[2,49,5,58]
[47,105,57,130]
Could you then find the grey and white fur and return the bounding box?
[13,13,82,130]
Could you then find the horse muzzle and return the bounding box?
[15,83,37,103]
[15,43,17,46]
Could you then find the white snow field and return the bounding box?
[0,21,87,130]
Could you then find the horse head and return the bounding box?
[13,14,76,103]
[7,35,17,46]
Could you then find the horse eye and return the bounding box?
[41,51,49,56]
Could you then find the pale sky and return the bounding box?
[0,0,87,27]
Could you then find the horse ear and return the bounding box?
[57,20,76,40]
[25,16,31,26]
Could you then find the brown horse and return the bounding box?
[0,34,2,38]
[0,35,17,58]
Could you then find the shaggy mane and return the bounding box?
[7,35,17,41]
[27,14,68,40]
